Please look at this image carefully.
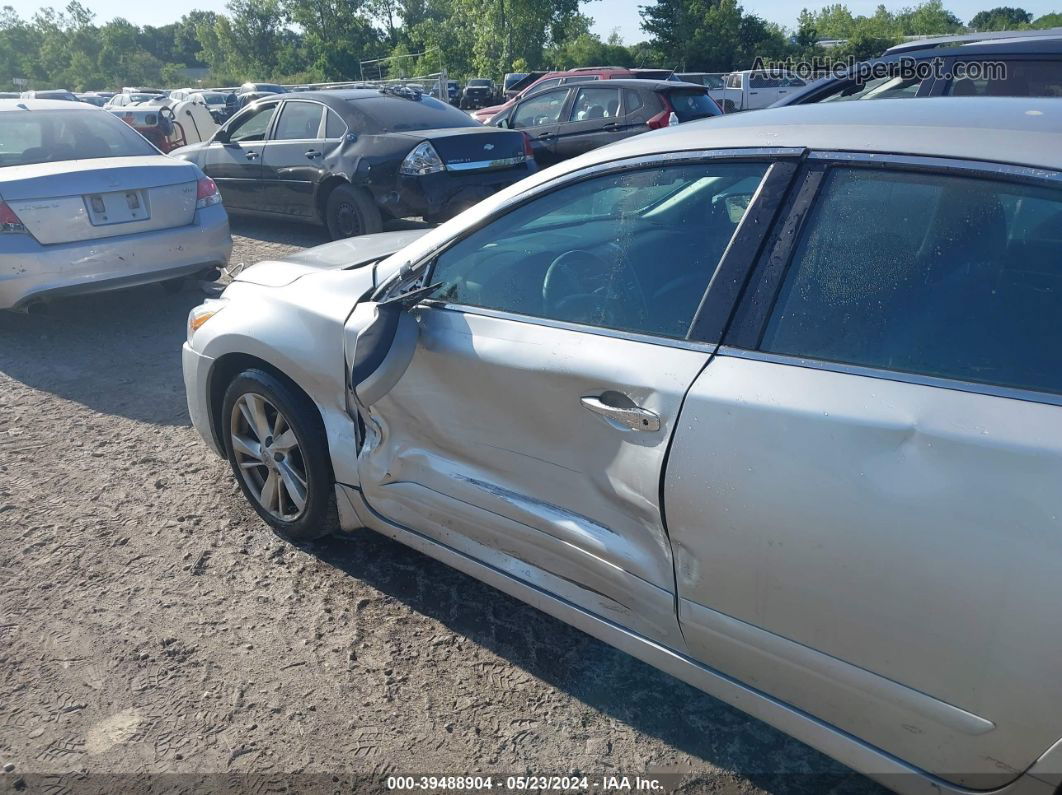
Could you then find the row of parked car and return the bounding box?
[4,24,1062,795]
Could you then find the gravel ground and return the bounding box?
[0,217,883,794]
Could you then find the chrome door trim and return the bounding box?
[716,346,1062,409]
[420,301,718,354]
[806,150,1062,186]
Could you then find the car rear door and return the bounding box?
[552,86,625,161]
[199,101,278,210]
[351,154,793,650]
[666,155,1062,788]
[509,88,571,165]
[258,99,327,218]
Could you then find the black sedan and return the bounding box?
[172,88,537,239]
[490,79,721,166]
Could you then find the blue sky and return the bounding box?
[5,0,1060,39]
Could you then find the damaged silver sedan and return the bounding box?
[183,97,1062,794]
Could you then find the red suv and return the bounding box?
[470,66,675,123]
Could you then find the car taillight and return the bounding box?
[647,96,676,130]
[521,132,534,158]
[400,141,445,176]
[0,201,27,234]
[196,176,222,209]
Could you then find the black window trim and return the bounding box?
[721,149,1062,407]
[404,146,804,350]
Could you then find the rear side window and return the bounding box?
[947,60,1062,97]
[568,87,621,121]
[325,109,347,138]
[761,168,1062,395]
[666,89,720,121]
[273,102,323,140]
[623,89,644,113]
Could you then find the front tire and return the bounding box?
[325,184,382,241]
[222,369,339,541]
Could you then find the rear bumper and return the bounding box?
[383,164,537,220]
[0,204,231,310]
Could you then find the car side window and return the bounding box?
[429,162,770,338]
[761,167,1062,395]
[512,90,569,129]
[228,104,277,143]
[947,60,1062,97]
[568,87,622,121]
[273,101,324,140]
[623,89,644,114]
[324,109,347,138]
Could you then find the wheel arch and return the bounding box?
[314,174,352,222]
[206,352,330,470]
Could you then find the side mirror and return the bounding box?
[346,132,359,144]
[495,116,509,128]
[214,128,231,144]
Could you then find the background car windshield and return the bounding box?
[197,92,229,104]
[354,96,478,132]
[469,80,491,87]
[819,74,924,101]
[667,89,720,121]
[0,109,157,167]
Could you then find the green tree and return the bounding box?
[969,6,1033,29]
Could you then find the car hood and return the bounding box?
[233,229,430,288]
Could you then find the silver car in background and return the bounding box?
[183,98,1062,793]
[0,99,231,310]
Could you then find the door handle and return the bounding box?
[305,149,322,159]
[536,131,554,138]
[244,151,259,159]
[602,122,619,130]
[580,395,661,432]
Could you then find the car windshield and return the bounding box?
[0,109,158,167]
[469,80,491,87]
[353,95,479,133]
[197,92,229,104]
[667,89,720,121]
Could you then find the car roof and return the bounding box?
[0,98,99,111]
[572,97,1062,172]
[532,78,702,91]
[886,27,1062,54]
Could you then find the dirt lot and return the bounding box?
[0,218,881,794]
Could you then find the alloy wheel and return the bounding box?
[229,392,309,522]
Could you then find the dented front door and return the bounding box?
[354,306,709,649]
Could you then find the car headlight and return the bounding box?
[399,141,445,176]
[187,299,225,343]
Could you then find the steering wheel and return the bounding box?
[542,249,648,328]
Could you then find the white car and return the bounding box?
[184,97,1062,793]
[0,99,231,310]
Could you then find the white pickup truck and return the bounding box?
[717,70,808,112]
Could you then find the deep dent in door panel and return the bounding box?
[356,308,710,648]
